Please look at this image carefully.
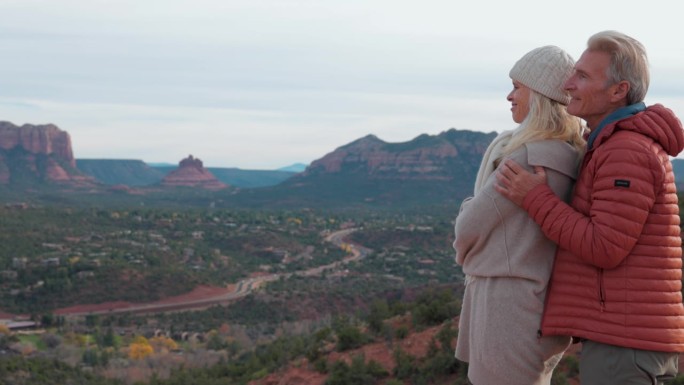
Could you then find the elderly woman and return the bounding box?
[453,45,586,385]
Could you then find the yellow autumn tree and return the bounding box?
[287,217,302,226]
[149,336,178,353]
[128,336,154,360]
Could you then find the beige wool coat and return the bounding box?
[454,139,580,385]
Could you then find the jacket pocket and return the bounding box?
[598,268,606,312]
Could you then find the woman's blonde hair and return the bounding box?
[502,89,586,159]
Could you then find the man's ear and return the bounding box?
[610,80,630,102]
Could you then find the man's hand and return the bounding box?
[494,159,547,206]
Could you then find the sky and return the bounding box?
[1,0,683,169]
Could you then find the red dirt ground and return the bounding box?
[250,320,454,385]
[0,285,237,319]
[0,310,15,320]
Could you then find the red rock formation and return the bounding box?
[0,121,95,185]
[0,121,75,167]
[161,155,228,189]
[301,130,495,181]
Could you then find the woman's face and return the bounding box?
[507,80,531,124]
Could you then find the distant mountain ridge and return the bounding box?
[277,163,307,173]
[235,129,498,208]
[76,160,298,188]
[302,130,492,180]
[76,159,165,186]
[6,121,684,209]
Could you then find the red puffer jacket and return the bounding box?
[523,104,684,352]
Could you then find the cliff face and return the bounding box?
[0,121,94,185]
[161,155,228,189]
[253,129,497,208]
[0,121,75,166]
[301,129,496,181]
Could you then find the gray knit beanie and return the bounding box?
[509,45,574,105]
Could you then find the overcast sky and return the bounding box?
[1,0,683,169]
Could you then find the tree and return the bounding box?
[392,348,417,380]
[129,336,154,360]
[411,288,458,327]
[0,324,16,349]
[150,335,178,353]
[325,354,387,385]
[100,327,118,348]
[41,333,62,349]
[435,323,457,352]
[82,348,99,366]
[332,316,369,352]
[367,299,390,334]
[85,314,100,328]
[40,313,55,327]
[206,332,225,351]
[335,324,367,352]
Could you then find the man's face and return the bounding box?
[564,50,622,129]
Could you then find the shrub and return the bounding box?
[393,348,417,380]
[395,326,409,340]
[41,333,62,349]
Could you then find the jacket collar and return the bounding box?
[586,102,646,150]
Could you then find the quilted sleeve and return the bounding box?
[522,137,662,269]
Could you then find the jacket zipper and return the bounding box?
[598,268,606,311]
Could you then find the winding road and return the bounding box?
[54,227,370,317]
